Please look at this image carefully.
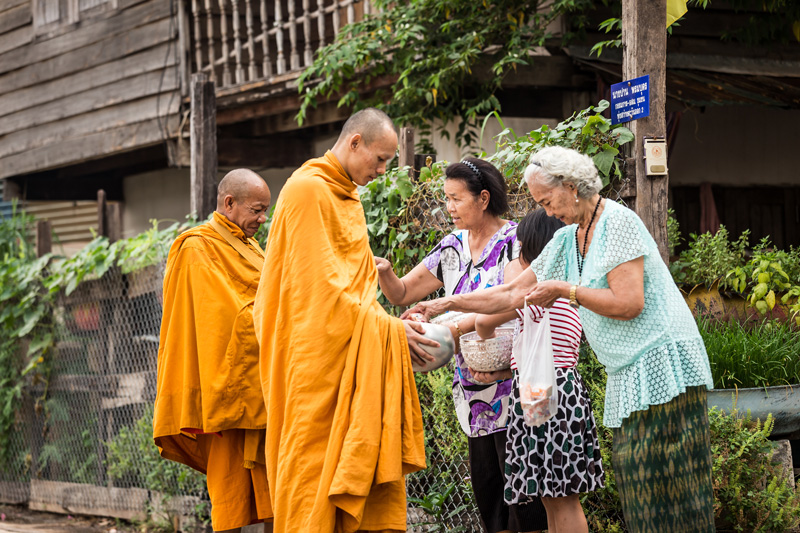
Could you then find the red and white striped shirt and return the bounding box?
[511,298,582,369]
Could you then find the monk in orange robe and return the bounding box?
[154,168,272,533]
[253,108,434,533]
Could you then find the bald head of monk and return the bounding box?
[331,108,398,187]
[216,168,272,238]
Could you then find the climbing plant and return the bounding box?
[0,214,197,468]
[297,0,598,147]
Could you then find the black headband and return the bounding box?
[461,160,487,191]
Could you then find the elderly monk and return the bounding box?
[253,108,430,533]
[154,168,272,533]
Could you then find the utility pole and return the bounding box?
[622,0,670,263]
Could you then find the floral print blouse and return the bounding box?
[423,222,520,437]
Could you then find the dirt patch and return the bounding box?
[0,504,139,533]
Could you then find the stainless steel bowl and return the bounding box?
[411,322,456,373]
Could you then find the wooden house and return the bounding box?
[0,1,798,251]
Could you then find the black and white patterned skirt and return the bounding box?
[504,367,605,502]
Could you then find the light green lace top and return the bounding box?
[531,200,713,428]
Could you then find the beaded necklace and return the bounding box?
[575,197,602,284]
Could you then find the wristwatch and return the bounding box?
[569,285,580,309]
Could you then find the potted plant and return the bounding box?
[668,218,750,321]
[724,237,800,324]
[700,316,800,438]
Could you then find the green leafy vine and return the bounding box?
[297,0,597,147]
[0,213,198,469]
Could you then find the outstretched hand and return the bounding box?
[403,320,438,367]
[400,298,450,321]
[525,280,569,309]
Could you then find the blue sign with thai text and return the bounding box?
[610,75,650,125]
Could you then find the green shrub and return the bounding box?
[699,316,800,389]
[725,237,800,316]
[710,408,800,532]
[671,226,750,288]
[577,345,625,531]
[105,406,206,496]
[667,208,682,257]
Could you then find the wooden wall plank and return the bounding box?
[0,0,171,73]
[0,115,181,179]
[0,17,173,93]
[0,56,179,129]
[0,23,31,55]
[0,0,29,13]
[0,3,31,34]
[0,89,180,158]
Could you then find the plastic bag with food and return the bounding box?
[513,306,557,427]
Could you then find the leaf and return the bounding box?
[592,144,619,178]
[752,282,768,301]
[397,178,413,199]
[27,333,53,356]
[614,127,635,145]
[18,306,45,337]
[765,290,776,310]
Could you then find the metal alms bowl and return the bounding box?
[459,327,515,372]
[411,322,456,373]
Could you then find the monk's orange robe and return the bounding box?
[153,212,272,528]
[253,151,426,533]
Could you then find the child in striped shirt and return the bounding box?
[471,210,604,533]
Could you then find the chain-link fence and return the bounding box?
[0,263,210,529]
[0,258,483,531]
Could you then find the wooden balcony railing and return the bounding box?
[187,0,372,91]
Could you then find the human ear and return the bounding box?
[350,134,362,151]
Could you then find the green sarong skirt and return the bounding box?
[612,385,715,533]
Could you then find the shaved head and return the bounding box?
[217,168,268,207]
[336,107,395,146]
[331,108,397,186]
[215,168,271,238]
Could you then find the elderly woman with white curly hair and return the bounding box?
[405,146,716,533]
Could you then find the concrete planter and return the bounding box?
[707,384,800,439]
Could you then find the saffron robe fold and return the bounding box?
[253,151,426,533]
[154,212,267,473]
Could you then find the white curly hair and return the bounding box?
[523,146,602,199]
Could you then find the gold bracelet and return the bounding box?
[569,285,580,309]
[452,321,465,338]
